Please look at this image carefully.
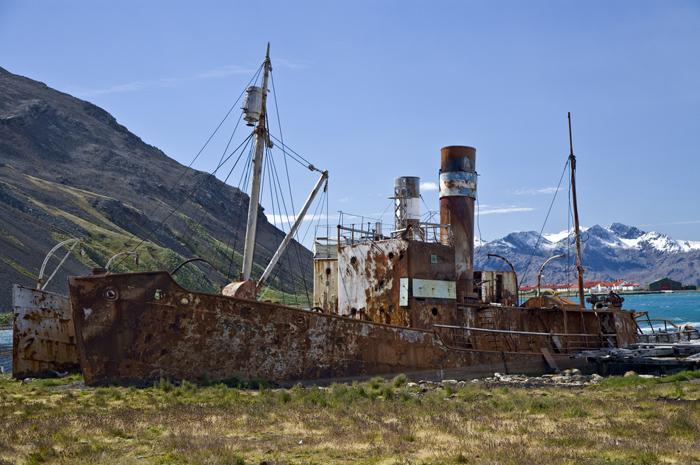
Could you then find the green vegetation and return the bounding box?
[0,312,11,327]
[0,372,698,464]
[0,257,37,280]
[25,177,303,300]
[258,286,312,307]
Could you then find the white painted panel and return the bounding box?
[399,277,409,307]
[412,279,456,299]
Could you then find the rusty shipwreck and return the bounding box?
[64,46,643,386]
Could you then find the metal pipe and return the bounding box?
[258,170,328,288]
[106,251,139,273]
[537,254,565,297]
[487,253,519,306]
[38,238,81,290]
[171,257,212,276]
[241,43,272,281]
[433,324,618,338]
[439,146,477,302]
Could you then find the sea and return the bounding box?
[0,292,699,375]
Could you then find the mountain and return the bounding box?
[475,222,700,286]
[0,66,312,311]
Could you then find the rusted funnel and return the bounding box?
[439,146,477,302]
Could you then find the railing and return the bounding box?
[433,323,619,353]
[334,221,451,246]
[634,316,699,343]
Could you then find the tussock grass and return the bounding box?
[0,372,698,464]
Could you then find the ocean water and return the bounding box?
[622,291,700,327]
[1,292,699,374]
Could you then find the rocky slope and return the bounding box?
[475,223,700,286]
[0,66,312,311]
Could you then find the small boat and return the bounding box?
[67,45,640,386]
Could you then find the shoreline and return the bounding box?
[521,289,700,298]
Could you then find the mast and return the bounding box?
[568,112,586,307]
[241,44,272,281]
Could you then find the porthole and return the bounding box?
[431,307,438,316]
[103,288,118,301]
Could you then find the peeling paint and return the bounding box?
[12,285,80,378]
[69,271,638,386]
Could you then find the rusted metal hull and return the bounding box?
[69,272,636,386]
[12,284,80,378]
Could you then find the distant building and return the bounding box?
[648,278,683,292]
[519,279,641,294]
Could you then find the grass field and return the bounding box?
[0,372,698,465]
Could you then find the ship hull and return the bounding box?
[69,272,635,386]
[12,284,80,378]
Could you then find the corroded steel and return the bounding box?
[69,271,638,386]
[477,271,518,306]
[222,280,256,300]
[336,238,461,329]
[313,258,338,312]
[439,146,476,302]
[337,239,407,324]
[12,284,80,378]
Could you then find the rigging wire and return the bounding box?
[300,185,326,245]
[309,185,328,246]
[108,59,323,300]
[110,61,261,271]
[265,144,299,306]
[169,63,263,190]
[115,63,264,256]
[239,141,255,197]
[202,135,255,283]
[215,112,245,170]
[187,133,254,234]
[520,158,570,285]
[268,134,315,168]
[270,70,296,213]
[226,145,256,280]
[266,145,311,304]
[38,59,323,300]
[113,132,255,269]
[270,153,303,306]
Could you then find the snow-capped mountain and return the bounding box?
[475,223,700,286]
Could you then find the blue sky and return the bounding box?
[2,0,699,242]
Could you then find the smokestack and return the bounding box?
[439,146,477,302]
[394,176,420,239]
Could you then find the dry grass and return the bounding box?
[0,372,698,465]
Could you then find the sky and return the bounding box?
[1,0,699,243]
